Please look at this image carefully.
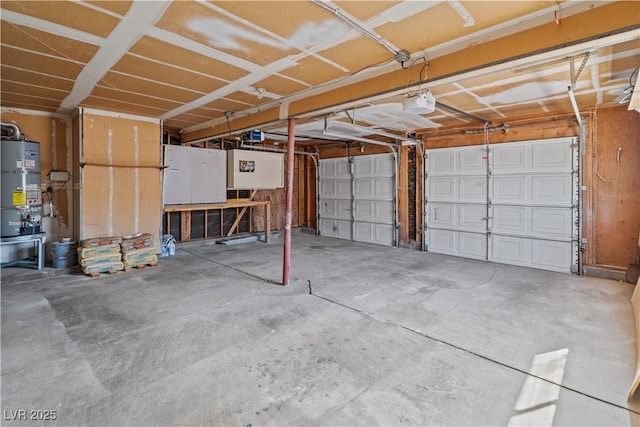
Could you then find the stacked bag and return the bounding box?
[78,236,124,276]
[78,233,158,276]
[121,233,157,269]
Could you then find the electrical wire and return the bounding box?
[592,104,621,183]
[403,57,429,96]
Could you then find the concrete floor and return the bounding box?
[1,230,639,426]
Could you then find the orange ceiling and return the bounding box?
[0,0,638,137]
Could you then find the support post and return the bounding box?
[283,118,295,285]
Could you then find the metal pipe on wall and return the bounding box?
[282,118,295,286]
[568,86,584,275]
[393,149,399,248]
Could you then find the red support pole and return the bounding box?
[282,118,295,285]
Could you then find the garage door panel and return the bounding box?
[427,137,578,273]
[531,208,573,238]
[429,177,455,201]
[491,206,525,232]
[490,235,573,273]
[320,199,352,221]
[460,149,486,172]
[428,145,486,175]
[459,176,487,201]
[428,176,486,202]
[428,203,486,232]
[429,203,455,228]
[320,179,352,200]
[491,235,527,264]
[492,206,573,239]
[320,153,395,247]
[459,232,488,259]
[492,145,525,172]
[354,200,393,223]
[531,240,573,272]
[459,204,487,230]
[319,218,351,240]
[320,158,350,178]
[374,155,395,176]
[354,154,394,177]
[354,156,374,176]
[492,138,574,173]
[492,176,526,204]
[492,174,573,205]
[531,175,573,205]
[532,141,573,171]
[428,229,486,260]
[374,178,394,200]
[428,150,455,175]
[428,229,456,254]
[355,222,393,246]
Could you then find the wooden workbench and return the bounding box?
[163,200,271,243]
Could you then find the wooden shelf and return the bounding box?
[163,200,271,243]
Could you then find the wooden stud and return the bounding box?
[226,190,257,236]
[181,211,191,242]
[398,145,409,245]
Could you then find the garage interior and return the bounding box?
[1,1,640,425]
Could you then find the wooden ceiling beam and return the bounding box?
[183,2,639,142]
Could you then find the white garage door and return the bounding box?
[426,137,579,273]
[426,145,489,260]
[320,153,395,246]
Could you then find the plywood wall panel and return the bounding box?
[589,106,640,268]
[80,111,162,251]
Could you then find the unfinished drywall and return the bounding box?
[79,109,162,252]
[1,109,72,262]
[583,106,640,271]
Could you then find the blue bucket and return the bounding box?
[51,241,78,269]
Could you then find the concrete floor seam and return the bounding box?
[181,248,282,286]
[310,289,640,416]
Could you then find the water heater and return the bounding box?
[1,123,43,237]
